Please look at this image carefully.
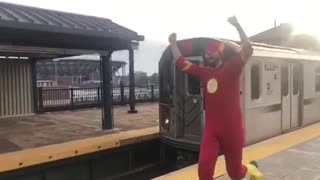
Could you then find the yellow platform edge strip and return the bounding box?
[0,126,159,173]
[153,123,320,180]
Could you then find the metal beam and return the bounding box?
[100,52,113,130]
[128,49,137,113]
[0,44,108,58]
[31,59,39,113]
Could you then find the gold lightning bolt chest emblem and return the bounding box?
[207,78,218,94]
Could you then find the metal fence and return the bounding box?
[38,85,159,112]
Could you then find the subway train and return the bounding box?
[158,37,320,154]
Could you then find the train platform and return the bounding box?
[0,104,160,174]
[0,103,158,154]
[154,122,320,180]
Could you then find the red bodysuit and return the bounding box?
[176,49,247,180]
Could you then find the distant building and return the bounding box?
[37,54,126,87]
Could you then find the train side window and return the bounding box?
[316,66,320,92]
[251,63,260,100]
[281,66,289,96]
[187,60,200,95]
[293,66,299,95]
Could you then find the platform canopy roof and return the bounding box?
[0,2,144,58]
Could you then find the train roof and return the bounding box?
[221,39,320,62]
[159,37,320,67]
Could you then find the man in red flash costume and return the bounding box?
[168,16,263,180]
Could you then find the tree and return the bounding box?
[134,71,148,86]
[286,34,319,50]
[149,73,159,85]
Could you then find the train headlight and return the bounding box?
[160,104,170,131]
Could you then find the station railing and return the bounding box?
[37,85,159,112]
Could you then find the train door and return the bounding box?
[281,63,301,132]
[176,56,204,141]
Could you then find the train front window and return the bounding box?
[186,60,200,95]
[187,75,200,95]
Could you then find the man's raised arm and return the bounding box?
[168,33,182,60]
[227,16,253,64]
[168,33,206,79]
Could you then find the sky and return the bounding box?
[2,0,320,75]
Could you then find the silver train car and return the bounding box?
[158,37,320,152]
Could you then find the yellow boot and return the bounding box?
[244,161,263,180]
[222,161,263,180]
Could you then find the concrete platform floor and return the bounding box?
[217,137,320,180]
[0,103,159,154]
